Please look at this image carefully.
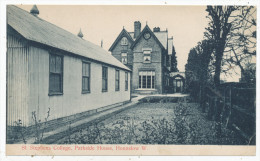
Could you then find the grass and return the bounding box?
[55,99,241,145]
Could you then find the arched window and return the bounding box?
[121,37,128,45]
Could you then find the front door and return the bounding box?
[176,79,182,93]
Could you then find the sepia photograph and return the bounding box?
[2,1,258,157]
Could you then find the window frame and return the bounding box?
[121,53,128,64]
[138,71,155,89]
[143,50,152,63]
[82,61,91,94]
[121,37,128,46]
[115,69,120,91]
[102,66,108,92]
[48,53,64,96]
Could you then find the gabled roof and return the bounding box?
[128,32,135,41]
[130,25,165,50]
[108,28,134,51]
[7,5,130,71]
[154,31,168,49]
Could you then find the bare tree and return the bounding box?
[205,6,238,88]
[223,6,256,80]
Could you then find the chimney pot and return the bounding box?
[30,5,39,16]
[153,27,160,32]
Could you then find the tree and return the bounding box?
[223,6,256,81]
[205,6,238,88]
[185,40,214,102]
[170,46,179,72]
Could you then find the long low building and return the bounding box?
[7,5,131,127]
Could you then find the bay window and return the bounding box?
[139,71,155,89]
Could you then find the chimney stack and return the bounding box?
[134,21,141,38]
[30,5,39,16]
[153,27,160,32]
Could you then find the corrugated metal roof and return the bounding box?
[7,5,130,71]
[168,38,173,55]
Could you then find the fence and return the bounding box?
[202,82,256,145]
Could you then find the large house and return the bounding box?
[109,21,177,94]
[6,5,131,128]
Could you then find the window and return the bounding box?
[82,62,90,93]
[102,66,108,92]
[143,50,151,63]
[115,70,120,91]
[121,37,128,45]
[125,72,128,91]
[49,54,63,95]
[139,71,155,89]
[121,53,128,64]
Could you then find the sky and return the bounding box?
[17,5,209,72]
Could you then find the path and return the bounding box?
[18,93,189,144]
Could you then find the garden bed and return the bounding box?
[55,99,241,145]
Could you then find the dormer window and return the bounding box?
[121,37,128,45]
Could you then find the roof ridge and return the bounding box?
[8,5,130,71]
[10,5,102,50]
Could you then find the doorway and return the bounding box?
[172,77,184,93]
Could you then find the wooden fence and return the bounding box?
[202,83,256,145]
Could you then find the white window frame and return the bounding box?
[143,49,152,63]
[138,71,155,89]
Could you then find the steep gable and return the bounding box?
[130,25,166,50]
[108,28,134,52]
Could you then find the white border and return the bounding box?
[0,0,259,161]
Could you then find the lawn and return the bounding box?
[56,98,240,145]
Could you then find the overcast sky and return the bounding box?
[17,5,209,72]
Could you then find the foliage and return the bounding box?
[60,100,239,145]
[11,108,51,144]
[185,40,214,101]
[223,6,256,78]
[204,6,256,87]
[32,107,50,143]
[13,119,27,144]
[170,46,178,72]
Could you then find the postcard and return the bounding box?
[2,1,258,158]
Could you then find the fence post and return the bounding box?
[215,97,222,139]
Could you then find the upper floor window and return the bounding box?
[143,50,151,63]
[102,66,108,92]
[49,53,63,95]
[121,37,128,45]
[115,70,120,91]
[82,62,90,93]
[121,53,128,64]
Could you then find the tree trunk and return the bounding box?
[214,42,225,88]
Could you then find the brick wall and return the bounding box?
[132,35,163,94]
[111,37,133,70]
